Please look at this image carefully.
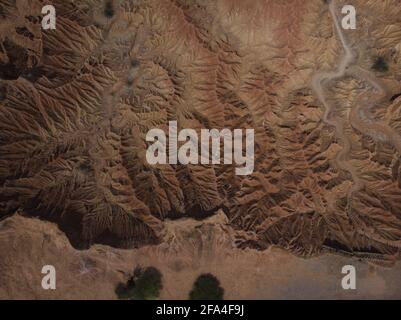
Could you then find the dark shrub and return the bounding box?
[372,56,389,72]
[116,266,162,300]
[104,0,115,18]
[189,273,224,300]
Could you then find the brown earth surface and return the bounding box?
[1,214,401,299]
[1,0,401,299]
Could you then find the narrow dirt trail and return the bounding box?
[313,1,401,174]
[311,0,362,199]
[312,0,401,248]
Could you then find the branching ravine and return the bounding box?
[312,0,361,214]
[312,0,401,248]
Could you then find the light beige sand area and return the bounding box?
[1,214,400,300]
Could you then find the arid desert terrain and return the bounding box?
[1,0,401,299]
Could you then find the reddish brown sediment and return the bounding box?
[0,0,401,262]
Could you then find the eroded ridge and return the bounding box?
[0,0,401,261]
[312,0,401,257]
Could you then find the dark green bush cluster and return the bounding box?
[372,56,389,72]
[116,267,225,300]
[116,266,162,300]
[189,273,224,300]
[103,0,115,18]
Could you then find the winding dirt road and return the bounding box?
[311,0,362,201]
[312,0,401,248]
[312,0,401,190]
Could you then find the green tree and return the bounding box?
[372,56,389,72]
[103,0,115,18]
[116,266,162,300]
[189,273,224,300]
